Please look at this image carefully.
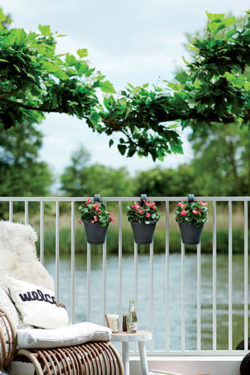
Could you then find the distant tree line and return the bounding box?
[1,121,248,201]
[59,123,249,197]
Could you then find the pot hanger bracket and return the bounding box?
[94,194,100,202]
[188,194,195,203]
[141,194,147,204]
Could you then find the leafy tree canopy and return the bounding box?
[0,9,249,161]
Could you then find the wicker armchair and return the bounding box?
[0,221,124,374]
[0,307,123,374]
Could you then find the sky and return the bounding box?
[1,0,248,177]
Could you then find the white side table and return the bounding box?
[111,331,152,375]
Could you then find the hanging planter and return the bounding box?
[176,194,208,245]
[127,194,161,245]
[83,222,109,245]
[79,194,114,245]
[131,221,156,244]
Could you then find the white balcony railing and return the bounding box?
[0,196,249,357]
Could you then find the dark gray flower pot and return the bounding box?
[84,222,109,245]
[178,222,204,245]
[131,222,156,244]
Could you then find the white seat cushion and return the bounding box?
[17,322,112,349]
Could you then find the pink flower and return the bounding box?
[139,210,143,214]
[199,201,208,207]
[144,201,149,206]
[181,210,187,216]
[91,220,94,223]
[98,211,102,214]
[192,209,199,215]
[178,203,186,209]
[78,219,82,225]
[87,198,91,203]
[146,213,151,218]
[149,202,155,208]
[94,216,98,222]
[110,214,115,223]
[134,202,140,209]
[93,203,99,211]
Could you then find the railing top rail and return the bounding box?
[0,196,249,202]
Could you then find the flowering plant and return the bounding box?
[127,200,161,224]
[79,199,115,227]
[175,200,208,227]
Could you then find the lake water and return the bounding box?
[45,253,249,352]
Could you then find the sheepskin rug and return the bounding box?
[0,221,54,290]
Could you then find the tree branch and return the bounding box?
[0,97,66,113]
[0,88,22,99]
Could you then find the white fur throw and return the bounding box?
[0,221,54,290]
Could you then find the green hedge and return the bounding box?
[37,226,249,256]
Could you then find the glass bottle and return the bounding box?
[126,300,137,333]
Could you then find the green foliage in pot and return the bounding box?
[175,200,208,227]
[127,200,161,224]
[79,199,114,227]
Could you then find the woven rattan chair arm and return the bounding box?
[15,341,124,375]
[0,308,17,370]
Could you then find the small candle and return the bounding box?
[107,314,119,332]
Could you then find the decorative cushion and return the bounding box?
[7,276,69,329]
[0,287,19,330]
[17,322,112,349]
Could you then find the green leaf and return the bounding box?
[38,25,51,36]
[75,61,90,75]
[42,62,60,73]
[77,48,88,58]
[127,146,136,157]
[170,140,183,154]
[167,123,179,129]
[206,11,225,21]
[118,144,127,156]
[0,8,6,24]
[87,112,100,129]
[168,83,182,91]
[225,27,237,40]
[175,71,189,84]
[208,22,225,35]
[109,139,114,148]
[65,53,77,67]
[14,29,26,44]
[99,80,115,94]
[224,16,235,27]
[182,56,190,66]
